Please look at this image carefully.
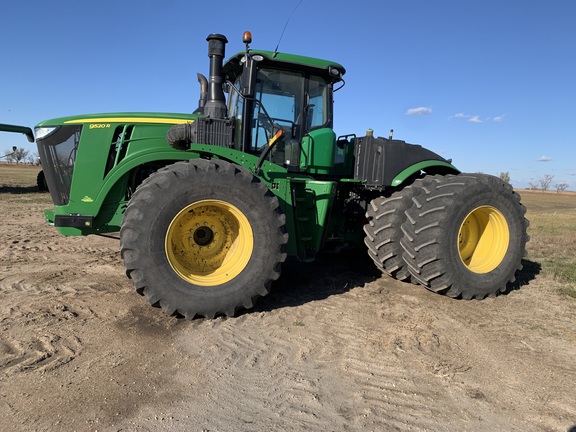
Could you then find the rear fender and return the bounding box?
[354,135,459,188]
[391,160,460,187]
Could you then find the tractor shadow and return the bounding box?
[0,185,46,194]
[509,258,541,292]
[252,251,381,314]
[252,257,542,314]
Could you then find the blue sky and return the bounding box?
[2,0,575,190]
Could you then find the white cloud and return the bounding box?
[406,107,432,116]
[538,156,552,162]
[451,113,506,123]
[451,112,482,122]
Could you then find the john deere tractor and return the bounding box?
[34,33,529,318]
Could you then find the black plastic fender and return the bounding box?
[354,135,459,188]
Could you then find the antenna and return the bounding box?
[273,0,304,57]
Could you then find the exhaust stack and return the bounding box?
[194,73,208,114]
[204,33,228,119]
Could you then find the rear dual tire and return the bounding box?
[364,183,421,281]
[366,173,529,299]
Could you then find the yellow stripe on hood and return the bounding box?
[64,117,193,125]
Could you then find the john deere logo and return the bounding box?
[81,196,94,203]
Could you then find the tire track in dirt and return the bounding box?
[0,279,126,379]
[163,269,488,431]
[185,269,541,431]
[0,301,87,377]
[298,284,464,431]
[0,220,128,380]
[3,238,121,266]
[174,316,346,431]
[0,332,82,375]
[0,267,126,296]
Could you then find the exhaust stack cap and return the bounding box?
[207,33,228,57]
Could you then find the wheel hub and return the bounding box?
[193,226,214,246]
[165,199,253,286]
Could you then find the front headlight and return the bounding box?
[35,126,58,140]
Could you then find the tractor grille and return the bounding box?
[36,125,82,206]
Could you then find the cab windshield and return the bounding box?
[228,67,331,167]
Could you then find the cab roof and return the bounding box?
[223,50,346,83]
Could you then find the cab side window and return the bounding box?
[307,76,329,131]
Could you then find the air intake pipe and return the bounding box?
[203,33,228,119]
[166,123,193,150]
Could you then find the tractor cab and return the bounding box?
[222,35,348,175]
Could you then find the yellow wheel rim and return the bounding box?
[165,199,253,286]
[458,206,509,274]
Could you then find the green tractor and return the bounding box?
[0,123,48,191]
[0,123,34,161]
[34,33,528,318]
[0,123,35,143]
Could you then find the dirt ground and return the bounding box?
[1,167,575,431]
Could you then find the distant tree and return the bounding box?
[12,147,29,165]
[3,149,16,163]
[538,174,554,191]
[499,172,511,183]
[555,182,569,193]
[528,181,539,190]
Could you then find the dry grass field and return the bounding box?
[1,164,575,431]
[520,189,576,297]
[0,163,43,184]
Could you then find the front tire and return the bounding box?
[120,159,288,318]
[37,170,48,191]
[400,174,529,299]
